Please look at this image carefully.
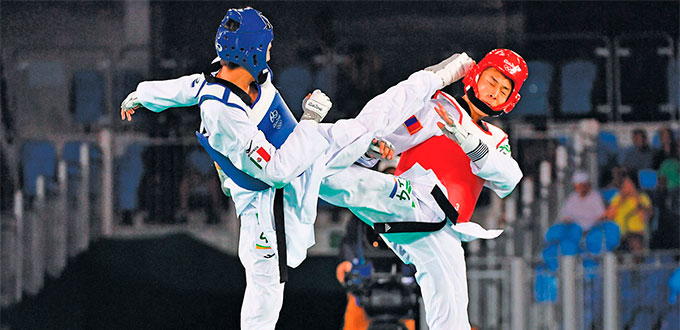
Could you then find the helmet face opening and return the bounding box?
[462,49,528,115]
[465,88,506,117]
[224,18,240,32]
[215,7,274,84]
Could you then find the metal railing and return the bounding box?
[466,251,679,330]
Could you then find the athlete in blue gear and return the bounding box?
[122,8,337,329]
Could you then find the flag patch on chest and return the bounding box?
[403,115,422,135]
[248,146,271,169]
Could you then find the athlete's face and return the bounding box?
[476,67,512,109]
[266,43,272,62]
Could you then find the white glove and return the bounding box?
[301,89,332,122]
[434,102,469,145]
[434,102,489,167]
[425,52,475,88]
[120,91,142,121]
[365,138,395,160]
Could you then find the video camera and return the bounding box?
[343,229,419,330]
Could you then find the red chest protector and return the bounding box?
[395,135,485,223]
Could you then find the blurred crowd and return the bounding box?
[556,126,679,253]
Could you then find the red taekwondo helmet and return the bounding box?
[462,49,528,116]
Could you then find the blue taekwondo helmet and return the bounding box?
[215,7,274,84]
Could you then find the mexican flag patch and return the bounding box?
[249,146,271,169]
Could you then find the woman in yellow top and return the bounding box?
[605,172,653,252]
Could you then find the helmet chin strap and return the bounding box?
[256,71,268,85]
[466,88,505,117]
[257,70,269,85]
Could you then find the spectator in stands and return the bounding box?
[650,137,679,250]
[653,128,679,195]
[602,165,623,191]
[604,171,652,252]
[658,155,680,193]
[557,170,606,232]
[620,128,653,174]
[653,127,679,169]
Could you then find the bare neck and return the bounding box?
[462,94,484,122]
[216,66,255,93]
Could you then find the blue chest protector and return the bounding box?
[196,85,298,191]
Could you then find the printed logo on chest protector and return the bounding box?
[269,109,283,130]
[389,177,416,208]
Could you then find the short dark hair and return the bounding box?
[620,169,641,190]
[220,59,241,70]
[632,128,647,139]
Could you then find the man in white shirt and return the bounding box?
[557,170,606,231]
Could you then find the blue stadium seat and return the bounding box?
[73,70,105,125]
[600,187,618,205]
[598,131,618,152]
[117,143,146,211]
[628,308,654,330]
[556,135,571,147]
[638,168,658,190]
[534,264,558,303]
[28,60,66,88]
[187,148,214,175]
[542,242,559,271]
[597,131,619,167]
[20,140,56,196]
[582,261,602,327]
[544,222,582,259]
[63,141,102,198]
[545,222,582,244]
[640,266,669,308]
[545,223,567,243]
[562,223,583,243]
[514,60,553,116]
[652,131,662,149]
[669,266,680,304]
[560,238,581,256]
[660,309,679,330]
[585,221,620,254]
[620,268,636,326]
[561,60,597,114]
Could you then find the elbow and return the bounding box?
[497,168,523,199]
[510,169,524,190]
